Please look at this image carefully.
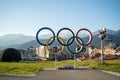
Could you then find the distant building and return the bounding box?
[86,45,120,57]
[35,45,65,60]
[0,50,3,61]
[86,46,92,57]
[35,46,49,59]
[18,49,27,60]
[19,46,40,61]
[104,46,120,55]
[27,46,39,61]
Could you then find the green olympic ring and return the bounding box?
[66,36,84,54]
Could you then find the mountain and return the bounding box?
[17,39,78,52]
[105,29,116,34]
[92,29,116,36]
[0,34,34,47]
[0,46,3,50]
[18,40,39,50]
[18,29,120,50]
[114,30,120,37]
[90,29,120,47]
[0,29,120,50]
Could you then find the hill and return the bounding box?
[0,29,120,50]
[0,34,34,47]
[18,29,120,50]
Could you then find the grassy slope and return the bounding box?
[0,60,120,75]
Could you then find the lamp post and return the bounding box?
[98,27,106,65]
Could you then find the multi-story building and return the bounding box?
[27,46,39,61]
[18,49,27,60]
[35,46,49,60]
[86,46,120,57]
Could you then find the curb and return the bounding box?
[75,66,90,70]
[0,67,90,77]
[41,68,57,70]
[101,70,120,77]
[2,68,119,78]
[41,67,90,70]
[0,73,36,77]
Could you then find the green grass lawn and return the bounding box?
[0,59,120,75]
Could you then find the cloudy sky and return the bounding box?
[0,0,120,36]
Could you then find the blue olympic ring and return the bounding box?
[36,27,55,46]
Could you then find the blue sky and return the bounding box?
[0,0,120,36]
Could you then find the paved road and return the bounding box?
[0,69,120,80]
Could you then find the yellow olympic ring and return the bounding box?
[46,36,65,54]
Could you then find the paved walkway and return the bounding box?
[0,69,120,80]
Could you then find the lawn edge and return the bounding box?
[0,73,36,77]
[101,70,120,77]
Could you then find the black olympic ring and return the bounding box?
[57,28,75,46]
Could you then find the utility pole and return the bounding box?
[98,27,106,65]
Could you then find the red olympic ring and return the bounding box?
[76,28,93,46]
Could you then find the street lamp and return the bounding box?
[98,27,106,65]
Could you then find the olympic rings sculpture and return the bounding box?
[36,27,93,54]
